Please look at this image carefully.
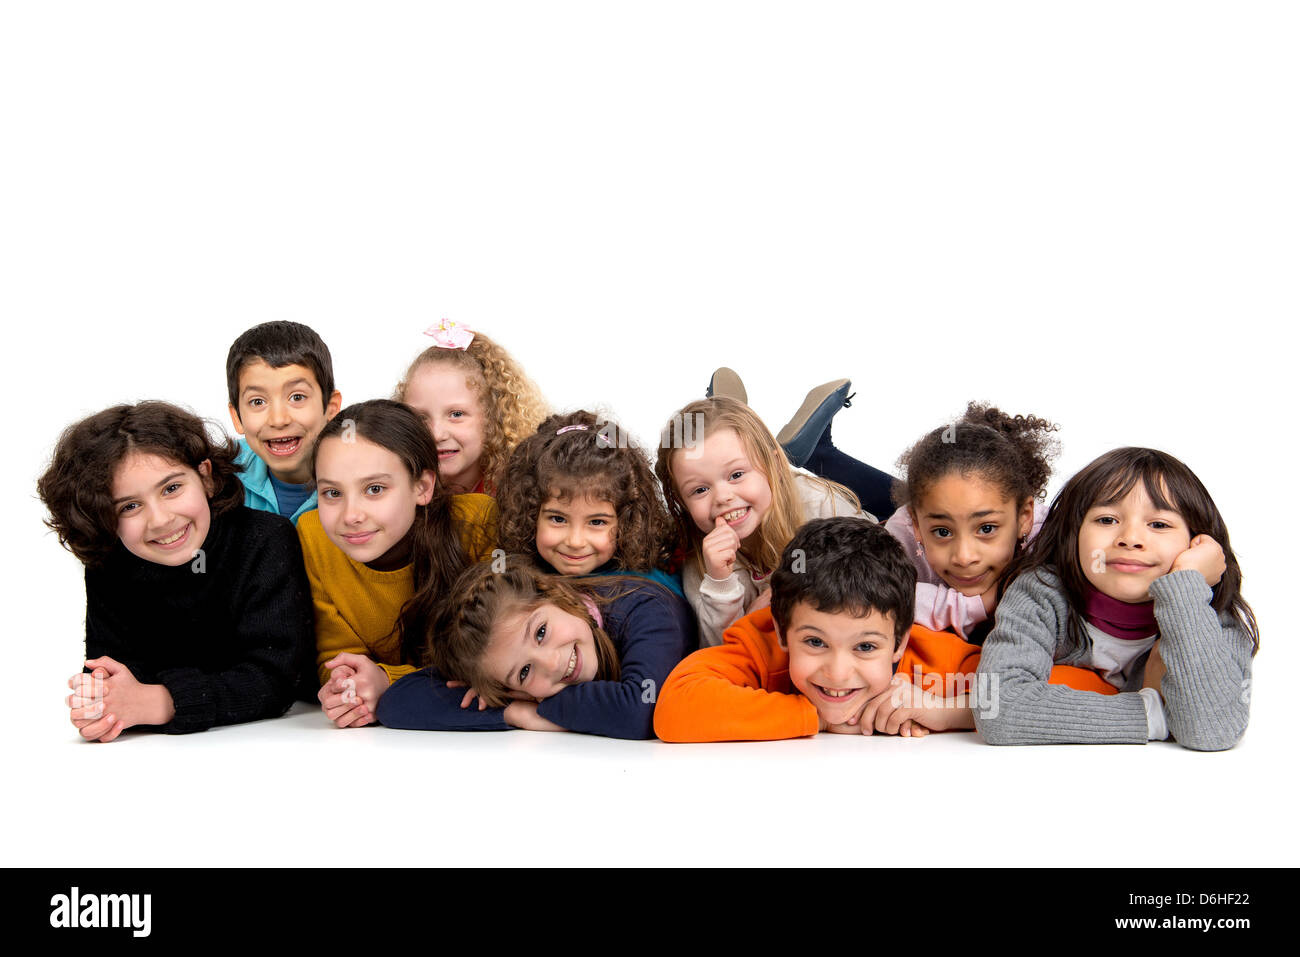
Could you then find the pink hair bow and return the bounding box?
[424,318,475,350]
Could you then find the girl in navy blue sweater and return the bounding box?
[377,559,692,739]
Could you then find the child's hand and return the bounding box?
[503,699,566,732]
[1142,639,1166,698]
[67,669,122,742]
[702,515,742,581]
[317,663,363,725]
[320,654,388,728]
[446,680,489,711]
[66,658,174,742]
[820,707,925,737]
[856,677,944,736]
[1170,534,1226,589]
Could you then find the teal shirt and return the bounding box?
[234,439,318,525]
[592,562,686,601]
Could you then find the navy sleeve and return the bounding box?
[376,667,512,731]
[536,584,693,739]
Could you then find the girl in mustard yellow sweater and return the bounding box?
[298,400,496,728]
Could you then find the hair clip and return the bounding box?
[424,318,475,350]
[556,424,589,435]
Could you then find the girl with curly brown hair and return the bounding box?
[495,409,684,598]
[38,401,314,742]
[885,402,1061,643]
[393,320,548,495]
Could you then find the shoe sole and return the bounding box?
[776,379,851,446]
[707,367,748,405]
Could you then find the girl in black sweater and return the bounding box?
[38,401,314,740]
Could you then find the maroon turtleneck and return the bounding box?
[1082,582,1158,640]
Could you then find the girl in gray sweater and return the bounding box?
[975,447,1258,751]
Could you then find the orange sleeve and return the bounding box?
[1048,665,1120,695]
[896,625,982,694]
[655,609,821,742]
[899,625,1119,696]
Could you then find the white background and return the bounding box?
[4,2,1296,867]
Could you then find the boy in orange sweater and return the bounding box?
[655,517,984,741]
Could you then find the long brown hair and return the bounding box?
[497,409,678,572]
[313,400,486,664]
[655,396,859,577]
[1002,447,1258,655]
[393,330,548,493]
[428,557,622,707]
[38,401,244,567]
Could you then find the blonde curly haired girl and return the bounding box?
[394,320,549,495]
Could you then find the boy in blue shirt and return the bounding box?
[226,321,342,524]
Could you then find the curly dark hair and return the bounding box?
[770,517,916,647]
[37,401,245,567]
[893,402,1060,511]
[496,410,679,573]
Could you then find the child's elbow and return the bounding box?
[1172,718,1249,752]
[972,711,1020,746]
[653,704,690,743]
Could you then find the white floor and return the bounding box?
[10,694,1292,868]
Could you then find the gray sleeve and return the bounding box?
[1149,570,1254,751]
[974,572,1149,745]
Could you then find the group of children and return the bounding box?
[41,319,1258,750]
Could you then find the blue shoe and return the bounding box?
[706,367,748,405]
[777,379,853,468]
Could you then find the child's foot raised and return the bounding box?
[777,379,853,468]
[706,367,748,405]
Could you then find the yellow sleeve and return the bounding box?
[376,662,418,683]
[298,512,389,686]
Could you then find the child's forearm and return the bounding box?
[374,668,512,731]
[692,572,747,648]
[1151,571,1254,751]
[974,579,1149,745]
[924,698,974,732]
[913,583,988,639]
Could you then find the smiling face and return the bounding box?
[1078,482,1191,603]
[482,601,600,701]
[782,602,905,727]
[911,474,1035,598]
[111,452,214,566]
[313,435,435,568]
[670,428,774,544]
[535,492,619,576]
[229,359,342,485]
[401,363,487,493]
